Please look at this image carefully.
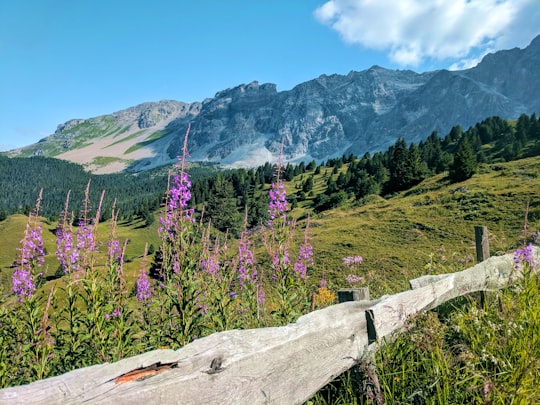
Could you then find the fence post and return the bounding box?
[474,225,489,308]
[337,287,382,404]
[337,288,370,303]
[475,225,490,262]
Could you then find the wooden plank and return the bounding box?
[368,247,538,342]
[409,274,450,289]
[0,299,380,405]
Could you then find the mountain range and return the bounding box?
[9,35,540,174]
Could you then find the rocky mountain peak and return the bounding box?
[10,35,540,173]
[55,119,86,134]
[213,81,277,99]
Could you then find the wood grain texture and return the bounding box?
[371,248,537,341]
[0,300,378,405]
[1,248,536,405]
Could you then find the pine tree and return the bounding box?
[302,176,314,192]
[449,137,477,182]
[387,138,409,192]
[386,138,426,192]
[204,176,243,236]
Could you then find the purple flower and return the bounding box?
[201,257,220,277]
[136,269,153,303]
[172,254,181,274]
[160,170,195,239]
[17,196,45,273]
[56,225,74,273]
[238,233,257,289]
[257,286,266,304]
[19,225,45,271]
[107,239,121,266]
[513,243,537,269]
[319,279,328,289]
[342,256,363,266]
[104,310,120,319]
[157,127,195,246]
[346,274,365,284]
[26,228,45,265]
[272,248,291,279]
[76,225,95,253]
[267,181,289,226]
[294,243,313,279]
[12,268,35,301]
[169,172,193,212]
[13,191,45,300]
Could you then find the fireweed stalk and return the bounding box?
[12,189,45,301]
[76,186,108,358]
[156,125,196,282]
[11,191,56,383]
[54,192,89,371]
[234,210,263,327]
[103,199,122,319]
[77,184,104,273]
[30,286,55,380]
[103,202,130,324]
[264,145,312,324]
[104,238,132,361]
[55,184,113,364]
[80,189,130,363]
[196,223,218,318]
[55,190,75,274]
[199,225,240,332]
[294,216,314,280]
[136,244,154,305]
[511,242,539,313]
[135,244,157,349]
[153,125,207,346]
[12,286,56,385]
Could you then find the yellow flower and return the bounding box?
[313,287,336,308]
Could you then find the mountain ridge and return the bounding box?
[9,35,540,173]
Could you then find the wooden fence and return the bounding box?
[1,246,537,405]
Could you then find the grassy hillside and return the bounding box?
[1,155,538,299]
[0,214,161,297]
[306,156,539,294]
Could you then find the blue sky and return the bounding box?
[1,0,539,151]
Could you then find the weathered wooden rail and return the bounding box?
[1,247,537,405]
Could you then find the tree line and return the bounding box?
[0,152,226,222]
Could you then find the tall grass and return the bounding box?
[307,239,539,404]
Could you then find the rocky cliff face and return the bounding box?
[12,35,540,172]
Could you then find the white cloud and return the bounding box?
[314,0,540,69]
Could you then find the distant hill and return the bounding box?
[7,35,540,173]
